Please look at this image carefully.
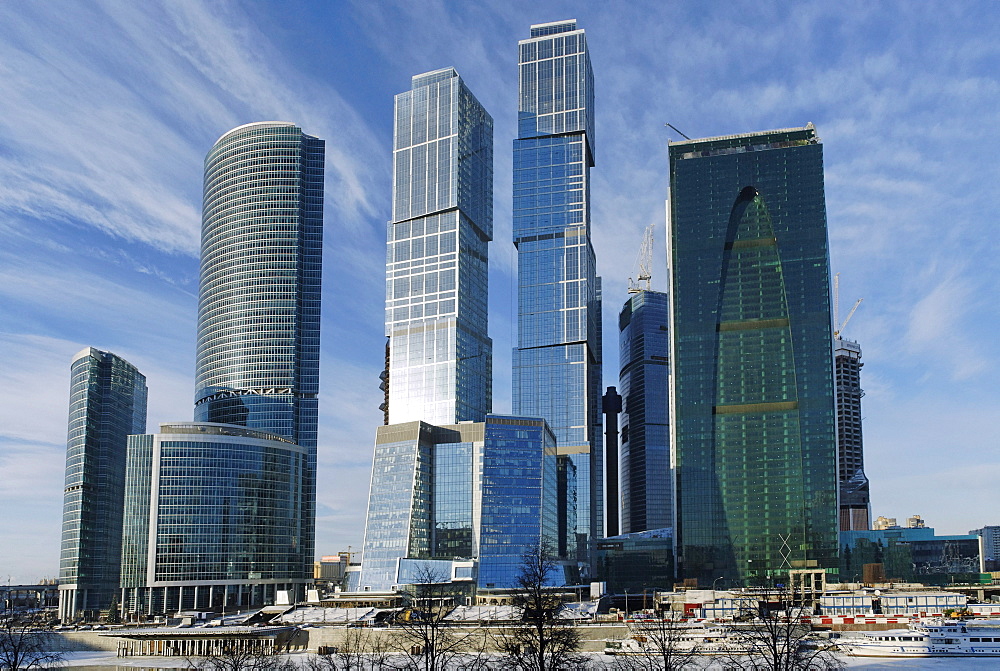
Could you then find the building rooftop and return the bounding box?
[214,121,296,146]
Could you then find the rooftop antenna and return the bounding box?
[628,224,654,294]
[833,272,863,338]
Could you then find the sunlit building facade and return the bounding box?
[195,121,324,453]
[120,122,323,614]
[668,124,839,585]
[358,416,559,591]
[513,20,602,563]
[58,348,147,622]
[618,290,671,534]
[384,68,493,425]
[119,423,311,614]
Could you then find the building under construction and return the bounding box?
[833,275,871,531]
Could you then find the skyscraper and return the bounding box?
[513,20,602,560]
[836,336,871,530]
[668,124,839,585]
[195,121,324,451]
[384,68,493,425]
[120,122,323,614]
[618,290,671,534]
[58,348,147,622]
[358,69,568,591]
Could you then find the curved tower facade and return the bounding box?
[668,125,839,586]
[195,121,324,451]
[618,290,671,534]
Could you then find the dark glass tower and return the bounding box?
[195,121,324,451]
[58,348,147,622]
[668,124,839,585]
[836,337,870,530]
[513,20,602,563]
[618,290,671,534]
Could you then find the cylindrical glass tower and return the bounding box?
[195,121,324,451]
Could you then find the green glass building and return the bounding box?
[668,124,839,586]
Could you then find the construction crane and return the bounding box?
[628,224,654,294]
[833,272,863,338]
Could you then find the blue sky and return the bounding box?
[1,1,997,584]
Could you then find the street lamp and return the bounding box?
[624,588,629,619]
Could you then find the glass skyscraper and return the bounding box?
[385,68,493,425]
[59,348,147,622]
[358,416,559,592]
[195,121,324,452]
[668,124,839,585]
[618,290,671,534]
[513,20,602,560]
[119,122,323,615]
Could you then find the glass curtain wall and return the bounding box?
[195,121,324,582]
[386,68,493,425]
[59,348,147,621]
[668,125,839,586]
[513,20,602,565]
[618,291,671,534]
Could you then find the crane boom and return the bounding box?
[837,298,863,338]
[628,224,655,294]
[832,272,863,338]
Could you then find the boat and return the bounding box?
[839,618,1000,657]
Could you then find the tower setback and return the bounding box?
[384,68,493,425]
[513,20,602,564]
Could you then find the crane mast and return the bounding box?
[833,272,863,338]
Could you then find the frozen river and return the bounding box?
[59,650,1000,669]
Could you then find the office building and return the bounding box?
[195,121,324,450]
[383,68,493,425]
[58,348,147,622]
[512,20,602,562]
[618,290,671,534]
[668,124,839,585]
[358,416,560,592]
[593,528,674,593]
[119,423,312,614]
[120,122,324,614]
[836,336,871,530]
[841,526,982,583]
[970,526,1000,571]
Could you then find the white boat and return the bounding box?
[840,618,1000,657]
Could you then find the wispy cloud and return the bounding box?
[0,0,387,258]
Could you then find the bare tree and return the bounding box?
[305,625,394,670]
[391,566,479,670]
[719,592,843,671]
[495,542,587,670]
[0,615,63,670]
[613,615,703,670]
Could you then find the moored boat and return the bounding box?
[840,618,1000,657]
